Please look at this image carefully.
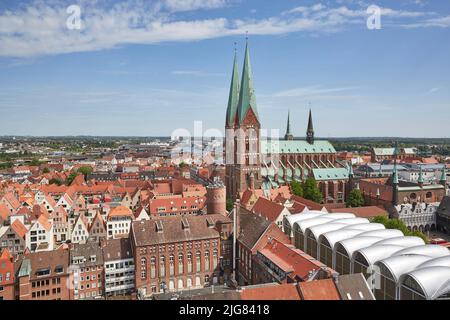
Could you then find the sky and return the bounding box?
[0,0,449,137]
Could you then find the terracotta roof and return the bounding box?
[11,219,28,238]
[37,214,52,232]
[259,238,335,281]
[240,283,302,300]
[291,195,324,211]
[24,249,69,280]
[108,205,134,219]
[0,203,10,221]
[251,197,285,223]
[298,279,340,300]
[2,192,21,210]
[330,206,388,218]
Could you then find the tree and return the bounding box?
[372,215,428,244]
[77,166,93,177]
[42,167,50,174]
[302,177,323,203]
[49,178,63,186]
[226,198,234,212]
[29,158,42,166]
[346,189,365,208]
[66,172,78,185]
[290,180,304,197]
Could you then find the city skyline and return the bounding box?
[0,0,450,137]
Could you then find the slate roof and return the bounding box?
[437,196,450,217]
[238,210,271,250]
[102,238,133,262]
[70,242,104,267]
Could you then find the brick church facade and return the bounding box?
[224,43,348,204]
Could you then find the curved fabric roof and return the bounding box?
[319,229,374,249]
[394,245,450,258]
[335,236,388,258]
[352,245,410,267]
[416,256,450,269]
[307,218,370,241]
[373,236,425,247]
[343,223,385,232]
[357,229,404,239]
[375,255,432,282]
[399,266,450,300]
[285,212,326,228]
[295,214,355,233]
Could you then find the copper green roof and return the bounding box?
[418,165,424,183]
[286,110,292,135]
[18,258,31,277]
[440,166,447,182]
[225,52,240,127]
[313,168,349,181]
[261,140,336,154]
[237,43,259,124]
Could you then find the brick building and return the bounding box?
[70,242,104,300]
[17,249,71,300]
[130,214,231,298]
[0,249,15,300]
[235,207,290,286]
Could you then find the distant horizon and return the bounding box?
[1,1,450,137]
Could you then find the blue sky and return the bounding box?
[0,0,449,137]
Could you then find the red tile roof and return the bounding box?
[11,219,28,238]
[108,205,134,219]
[298,279,341,300]
[330,206,388,218]
[251,197,285,223]
[240,283,302,300]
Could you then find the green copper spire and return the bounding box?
[237,42,259,125]
[378,164,383,177]
[348,162,354,177]
[418,165,424,184]
[225,50,240,127]
[440,166,447,182]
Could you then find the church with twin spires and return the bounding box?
[224,43,349,204]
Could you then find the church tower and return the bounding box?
[225,41,262,198]
[306,108,314,144]
[284,110,294,141]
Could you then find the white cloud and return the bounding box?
[0,1,446,58]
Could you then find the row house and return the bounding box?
[70,242,104,300]
[0,219,27,256]
[88,211,107,243]
[130,214,228,298]
[51,206,70,243]
[70,213,90,244]
[25,214,54,252]
[102,238,135,297]
[0,192,21,215]
[0,249,15,300]
[17,249,71,300]
[106,205,134,240]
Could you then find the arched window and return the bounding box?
[410,193,417,200]
[169,255,175,276]
[195,276,201,287]
[426,192,432,198]
[150,256,156,278]
[187,277,192,288]
[178,253,184,275]
[204,250,210,271]
[213,249,218,269]
[178,279,184,290]
[160,256,165,277]
[187,252,193,273]
[196,251,201,272]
